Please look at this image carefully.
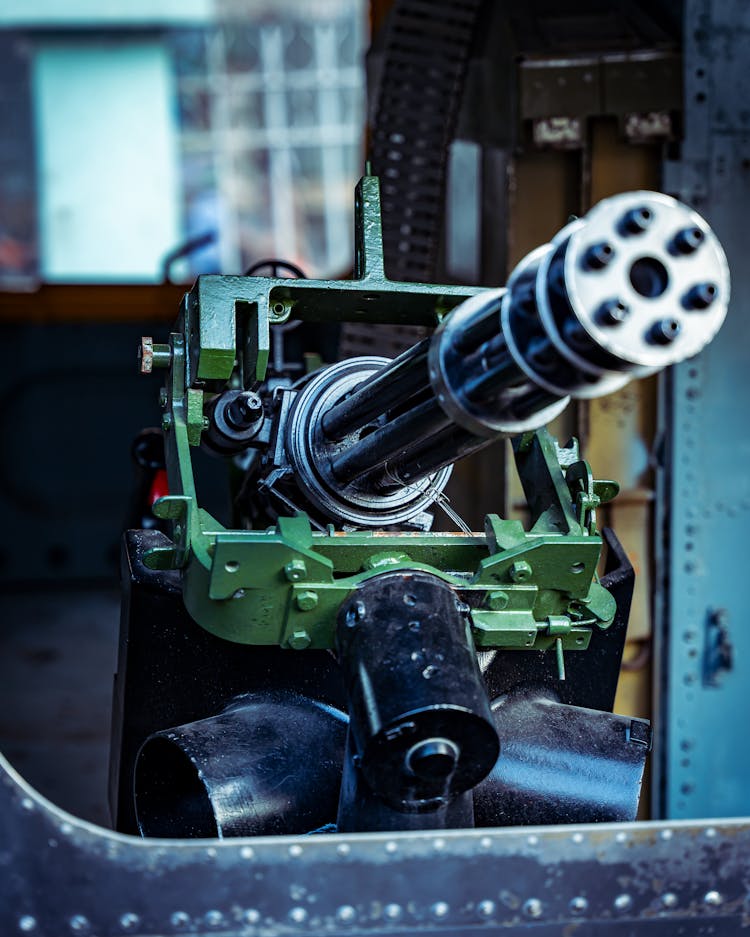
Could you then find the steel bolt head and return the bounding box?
[288,629,312,649]
[284,558,308,582]
[296,590,319,611]
[509,560,533,583]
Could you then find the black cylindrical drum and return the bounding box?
[336,571,499,811]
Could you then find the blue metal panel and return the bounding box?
[658,0,750,818]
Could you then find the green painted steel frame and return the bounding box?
[145,176,617,652]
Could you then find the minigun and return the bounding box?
[114,175,728,838]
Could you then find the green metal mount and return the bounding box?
[144,174,619,663]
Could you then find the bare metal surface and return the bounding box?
[2,749,750,934]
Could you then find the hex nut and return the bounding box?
[509,560,533,583]
[296,590,319,611]
[288,630,312,650]
[285,558,308,582]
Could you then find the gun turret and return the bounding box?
[227,188,728,529]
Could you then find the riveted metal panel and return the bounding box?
[658,0,750,818]
[1,752,749,936]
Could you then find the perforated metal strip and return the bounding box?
[370,0,485,283]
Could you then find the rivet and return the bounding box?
[242,909,261,924]
[289,844,303,858]
[336,905,357,924]
[289,907,308,924]
[21,798,34,811]
[384,904,402,921]
[705,827,717,838]
[433,837,446,851]
[661,892,678,909]
[170,911,190,929]
[205,847,217,858]
[660,828,673,841]
[385,841,398,854]
[527,834,539,847]
[18,917,37,933]
[337,843,351,856]
[570,896,588,914]
[480,836,493,850]
[477,900,496,919]
[431,902,449,919]
[240,845,254,859]
[204,910,224,928]
[615,831,628,843]
[119,913,140,931]
[69,917,90,933]
[704,890,722,907]
[59,823,73,836]
[523,898,543,918]
[614,893,633,912]
[571,832,584,844]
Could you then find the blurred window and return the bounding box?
[0,0,366,288]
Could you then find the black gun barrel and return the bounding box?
[286,191,729,527]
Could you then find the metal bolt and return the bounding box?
[227,392,263,428]
[139,337,171,373]
[570,896,588,914]
[660,892,678,909]
[648,319,681,345]
[621,206,653,234]
[598,298,630,326]
[704,890,722,907]
[509,560,532,583]
[488,590,509,610]
[161,414,172,432]
[288,630,311,649]
[296,590,318,611]
[684,282,718,309]
[284,558,308,582]
[583,242,615,270]
[672,226,704,254]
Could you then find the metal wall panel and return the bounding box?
[658,0,750,818]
